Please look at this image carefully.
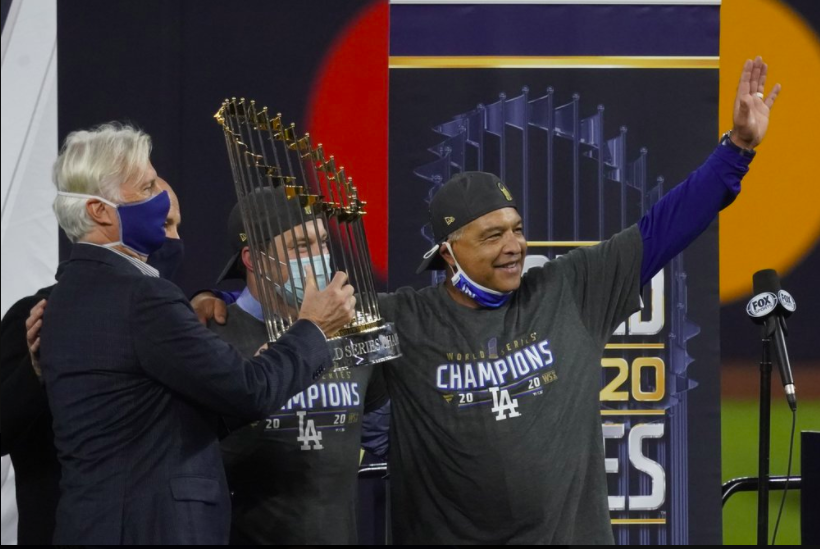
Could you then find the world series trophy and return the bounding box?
[215,97,400,370]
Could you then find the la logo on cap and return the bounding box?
[497,181,513,201]
[240,233,248,242]
[444,216,455,226]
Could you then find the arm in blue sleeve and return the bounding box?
[361,401,390,460]
[190,288,241,306]
[213,289,241,306]
[638,144,752,286]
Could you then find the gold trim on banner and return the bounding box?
[389,56,719,69]
[605,344,666,350]
[611,519,668,525]
[601,410,666,416]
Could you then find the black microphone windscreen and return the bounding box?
[753,269,781,295]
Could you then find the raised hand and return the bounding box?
[732,56,781,149]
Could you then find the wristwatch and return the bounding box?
[720,130,756,159]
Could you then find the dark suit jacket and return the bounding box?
[1,284,60,545]
[40,244,330,545]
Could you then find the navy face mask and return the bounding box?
[58,190,171,256]
[147,238,185,280]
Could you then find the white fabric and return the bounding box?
[1,0,59,318]
[55,191,118,208]
[1,0,59,544]
[77,242,160,278]
[0,458,18,545]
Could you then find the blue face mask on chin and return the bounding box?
[443,242,513,309]
[58,190,171,256]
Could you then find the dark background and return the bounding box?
[53,0,380,295]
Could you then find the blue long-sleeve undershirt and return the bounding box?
[214,142,751,300]
[638,143,751,286]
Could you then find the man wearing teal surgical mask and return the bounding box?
[260,228,332,310]
[214,187,333,319]
[209,189,390,545]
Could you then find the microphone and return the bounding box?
[747,269,797,411]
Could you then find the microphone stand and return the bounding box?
[756,322,774,546]
[748,272,798,545]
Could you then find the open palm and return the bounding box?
[732,56,781,149]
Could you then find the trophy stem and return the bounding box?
[297,135,346,282]
[344,214,379,318]
[322,161,377,321]
[251,107,320,323]
[338,189,378,321]
[286,133,334,286]
[350,213,381,316]
[223,101,287,340]
[344,182,381,316]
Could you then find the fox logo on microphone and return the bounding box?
[746,292,778,318]
[778,290,796,313]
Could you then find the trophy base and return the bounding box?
[327,321,401,370]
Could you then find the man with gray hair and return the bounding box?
[40,122,357,544]
[1,177,183,546]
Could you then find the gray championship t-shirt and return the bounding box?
[378,224,643,544]
[209,304,388,545]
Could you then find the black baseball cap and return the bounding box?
[416,171,518,273]
[217,186,314,283]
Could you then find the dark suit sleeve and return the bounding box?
[131,277,331,420]
[1,295,50,456]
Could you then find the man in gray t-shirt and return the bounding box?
[377,56,777,543]
[378,173,642,544]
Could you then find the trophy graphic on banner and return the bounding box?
[215,98,400,370]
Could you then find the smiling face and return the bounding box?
[440,207,527,294]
